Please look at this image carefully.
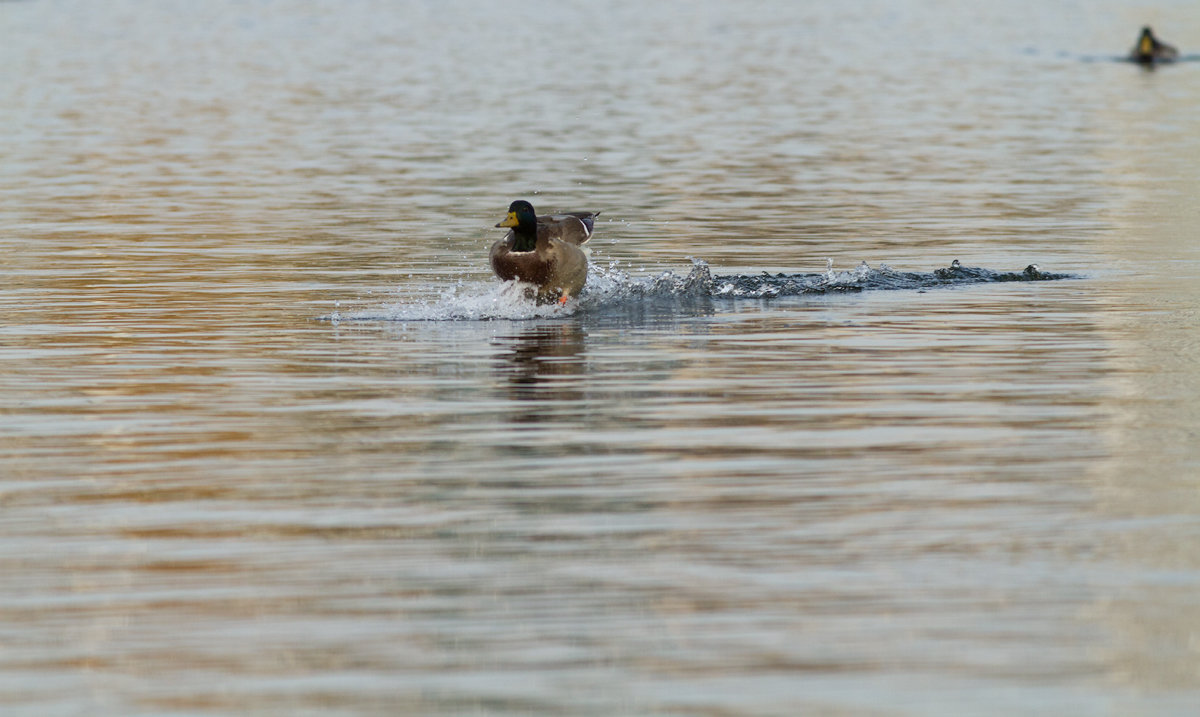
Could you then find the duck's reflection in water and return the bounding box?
[491,322,588,420]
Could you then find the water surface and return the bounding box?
[3,1,1200,714]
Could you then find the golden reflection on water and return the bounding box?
[1084,63,1200,693]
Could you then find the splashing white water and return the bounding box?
[340,259,715,322]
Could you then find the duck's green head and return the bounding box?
[496,200,537,230]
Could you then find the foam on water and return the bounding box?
[331,259,1076,323]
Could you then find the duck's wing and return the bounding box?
[537,211,600,246]
[539,238,589,299]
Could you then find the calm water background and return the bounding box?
[3,0,1200,714]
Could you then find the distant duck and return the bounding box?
[1130,26,1178,64]
[490,200,599,304]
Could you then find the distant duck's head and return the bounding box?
[496,200,537,230]
[1138,26,1156,56]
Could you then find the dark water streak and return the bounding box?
[710,260,1074,298]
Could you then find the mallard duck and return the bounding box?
[490,200,599,304]
[1131,26,1178,64]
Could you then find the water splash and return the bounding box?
[334,259,1075,322]
[348,278,573,322]
[710,258,1069,298]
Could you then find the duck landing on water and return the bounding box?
[489,200,599,305]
